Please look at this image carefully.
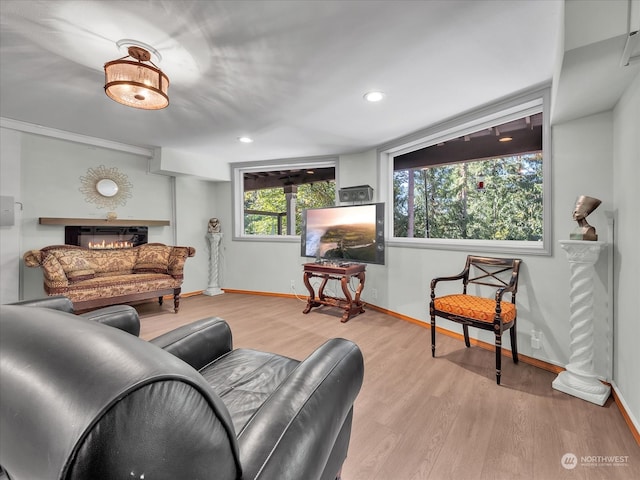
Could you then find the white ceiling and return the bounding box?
[0,0,620,164]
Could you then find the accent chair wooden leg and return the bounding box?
[510,324,519,363]
[495,334,502,385]
[158,296,163,306]
[463,324,471,347]
[430,315,436,357]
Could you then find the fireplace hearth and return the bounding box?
[65,226,148,249]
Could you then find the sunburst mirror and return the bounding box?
[80,165,133,209]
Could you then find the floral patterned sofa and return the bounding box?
[23,243,196,313]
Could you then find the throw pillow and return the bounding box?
[133,244,170,274]
[54,252,96,282]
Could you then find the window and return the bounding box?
[381,88,551,255]
[233,158,337,239]
[394,114,543,240]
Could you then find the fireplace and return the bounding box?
[65,226,148,249]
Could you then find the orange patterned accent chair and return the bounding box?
[429,255,522,385]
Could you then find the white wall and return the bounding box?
[339,149,378,193]
[174,176,221,294]
[612,72,640,431]
[0,128,22,303]
[152,147,230,181]
[212,180,304,294]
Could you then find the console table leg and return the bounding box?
[303,271,316,314]
[340,276,354,323]
[354,272,365,313]
[318,276,330,301]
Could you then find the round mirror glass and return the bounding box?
[96,179,119,197]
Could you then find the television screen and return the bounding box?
[301,203,385,265]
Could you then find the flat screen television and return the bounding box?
[300,203,385,265]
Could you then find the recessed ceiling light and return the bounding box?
[363,91,385,102]
[499,136,513,142]
[238,136,253,143]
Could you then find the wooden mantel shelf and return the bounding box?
[39,217,170,227]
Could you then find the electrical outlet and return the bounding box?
[531,330,543,349]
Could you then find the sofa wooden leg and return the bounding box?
[158,296,163,306]
[173,290,181,313]
[335,467,342,480]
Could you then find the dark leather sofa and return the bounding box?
[0,298,364,480]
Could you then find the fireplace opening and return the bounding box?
[65,226,148,249]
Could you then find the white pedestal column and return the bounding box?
[204,232,223,296]
[552,240,609,406]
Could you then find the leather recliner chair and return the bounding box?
[0,301,364,480]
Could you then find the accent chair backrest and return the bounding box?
[463,255,522,299]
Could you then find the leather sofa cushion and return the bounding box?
[199,349,299,433]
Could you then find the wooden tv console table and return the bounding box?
[302,262,366,323]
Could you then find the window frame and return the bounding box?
[232,156,339,242]
[378,86,552,256]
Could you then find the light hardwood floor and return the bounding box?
[136,293,640,480]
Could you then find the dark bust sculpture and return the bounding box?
[570,195,601,241]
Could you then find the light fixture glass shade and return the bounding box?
[104,56,169,110]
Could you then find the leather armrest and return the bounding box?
[8,296,74,313]
[150,317,233,370]
[9,297,140,336]
[238,338,364,480]
[79,305,140,336]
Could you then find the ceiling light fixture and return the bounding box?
[238,136,253,143]
[499,136,513,142]
[364,91,385,102]
[104,44,169,110]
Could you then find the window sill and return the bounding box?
[233,234,300,243]
[387,237,550,256]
